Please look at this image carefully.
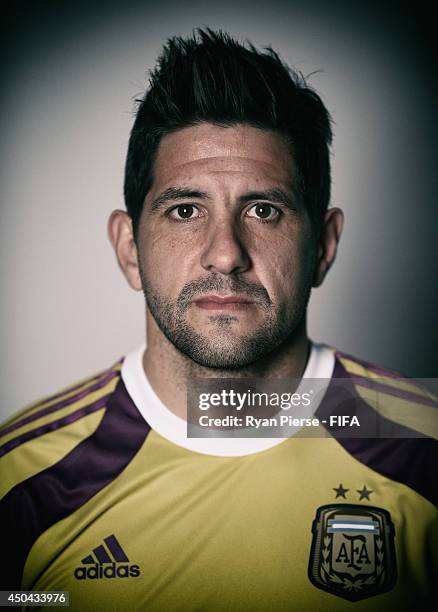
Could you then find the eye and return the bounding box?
[246,203,280,222]
[168,204,201,221]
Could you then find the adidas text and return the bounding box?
[74,563,141,580]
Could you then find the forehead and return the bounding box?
[151,123,295,189]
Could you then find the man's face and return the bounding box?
[136,123,316,368]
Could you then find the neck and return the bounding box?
[142,311,310,420]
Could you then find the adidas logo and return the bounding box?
[74,534,140,580]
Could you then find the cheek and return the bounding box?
[251,231,314,298]
[139,227,198,293]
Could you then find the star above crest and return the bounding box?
[333,483,349,498]
[357,485,373,500]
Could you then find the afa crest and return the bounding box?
[308,504,397,601]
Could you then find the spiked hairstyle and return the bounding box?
[124,29,333,237]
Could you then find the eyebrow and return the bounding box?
[149,187,211,212]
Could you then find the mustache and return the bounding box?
[176,275,272,312]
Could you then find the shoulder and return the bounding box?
[0,360,123,499]
[335,349,404,379]
[334,349,436,439]
[327,348,438,507]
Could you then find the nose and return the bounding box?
[200,219,251,275]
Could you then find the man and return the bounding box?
[1,29,436,610]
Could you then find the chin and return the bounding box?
[175,335,280,370]
[183,351,258,370]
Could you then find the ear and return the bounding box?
[107,210,142,291]
[312,207,344,287]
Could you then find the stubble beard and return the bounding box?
[140,272,311,370]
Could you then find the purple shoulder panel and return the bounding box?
[317,358,438,508]
[1,363,122,438]
[335,350,403,379]
[0,377,150,589]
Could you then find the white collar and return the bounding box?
[121,342,335,457]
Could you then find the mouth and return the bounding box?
[192,294,255,312]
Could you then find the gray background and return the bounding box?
[1,0,437,419]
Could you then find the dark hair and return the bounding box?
[124,28,332,237]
